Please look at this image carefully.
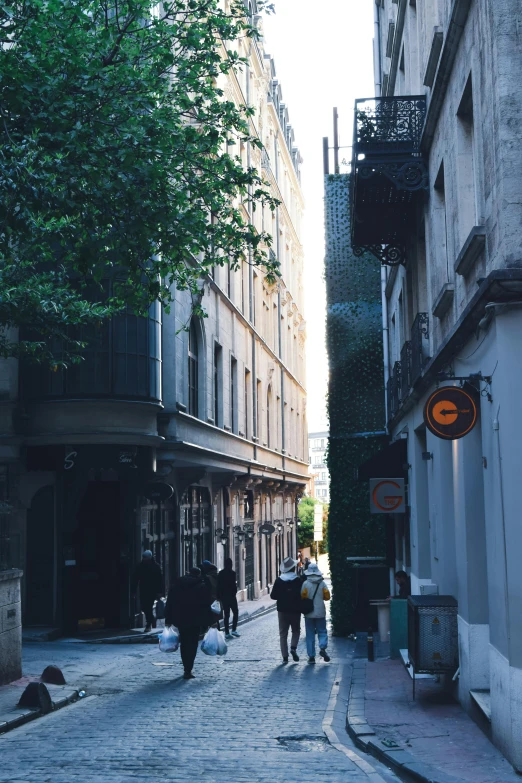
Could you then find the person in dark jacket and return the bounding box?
[132,550,164,633]
[164,567,212,679]
[200,560,222,628]
[218,558,240,640]
[395,570,411,598]
[270,556,303,663]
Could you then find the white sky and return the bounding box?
[263,2,375,431]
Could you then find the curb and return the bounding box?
[0,688,82,736]
[346,661,467,783]
[84,602,278,644]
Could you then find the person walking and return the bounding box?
[131,550,164,633]
[164,567,212,679]
[270,556,303,663]
[301,562,331,664]
[218,557,240,640]
[200,560,223,629]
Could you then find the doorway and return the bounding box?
[25,486,55,626]
[74,482,121,630]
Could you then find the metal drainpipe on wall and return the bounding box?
[381,266,390,431]
[374,0,382,97]
[246,56,257,459]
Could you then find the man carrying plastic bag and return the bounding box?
[201,626,227,656]
[164,566,212,679]
[158,625,179,653]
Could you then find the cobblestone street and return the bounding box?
[0,612,397,783]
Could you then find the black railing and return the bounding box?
[387,362,401,422]
[351,96,428,267]
[400,341,412,402]
[353,96,427,158]
[411,313,430,385]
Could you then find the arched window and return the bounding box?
[188,319,199,417]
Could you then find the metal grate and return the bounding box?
[408,595,458,673]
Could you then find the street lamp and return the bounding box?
[287,517,294,530]
[215,527,228,546]
[183,533,192,549]
[234,525,245,544]
[276,520,284,534]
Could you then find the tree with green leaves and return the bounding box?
[0,0,279,366]
[297,496,316,549]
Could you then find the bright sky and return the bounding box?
[263,2,375,432]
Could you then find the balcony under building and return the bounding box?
[351,96,428,266]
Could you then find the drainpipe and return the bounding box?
[374,0,382,97]
[381,266,390,430]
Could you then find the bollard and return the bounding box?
[367,626,374,662]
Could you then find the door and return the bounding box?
[245,536,254,600]
[74,482,121,630]
[25,486,55,626]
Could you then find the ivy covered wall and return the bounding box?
[324,174,386,635]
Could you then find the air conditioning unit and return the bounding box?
[408,595,458,674]
[420,584,438,595]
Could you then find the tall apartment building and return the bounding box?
[0,9,307,661]
[308,431,330,503]
[350,0,522,769]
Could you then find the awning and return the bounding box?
[357,438,408,481]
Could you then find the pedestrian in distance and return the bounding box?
[131,550,164,633]
[301,562,331,663]
[394,570,411,598]
[218,557,240,640]
[270,556,303,663]
[164,566,212,680]
[200,560,223,629]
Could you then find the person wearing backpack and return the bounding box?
[270,556,303,663]
[301,562,331,664]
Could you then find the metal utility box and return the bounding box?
[408,595,458,674]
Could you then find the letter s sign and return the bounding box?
[64,451,77,470]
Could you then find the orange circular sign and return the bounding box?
[424,386,478,440]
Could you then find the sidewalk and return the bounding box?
[0,675,81,735]
[346,655,520,783]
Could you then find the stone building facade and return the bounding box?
[0,9,307,657]
[308,431,330,503]
[351,0,522,769]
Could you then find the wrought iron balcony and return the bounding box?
[399,341,412,402]
[351,96,428,267]
[386,361,401,422]
[410,313,430,385]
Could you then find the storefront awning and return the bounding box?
[357,438,408,481]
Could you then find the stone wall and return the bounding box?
[0,569,22,685]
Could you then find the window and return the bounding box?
[230,357,237,433]
[267,386,272,448]
[256,379,262,441]
[456,75,477,248]
[188,319,199,417]
[214,345,222,426]
[244,369,251,438]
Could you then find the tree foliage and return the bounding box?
[297,496,315,549]
[325,174,386,635]
[0,0,279,364]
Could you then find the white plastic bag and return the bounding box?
[210,600,221,615]
[158,625,179,653]
[201,627,228,656]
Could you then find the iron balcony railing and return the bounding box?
[411,313,430,385]
[351,95,428,267]
[353,95,427,159]
[387,361,401,422]
[400,341,412,402]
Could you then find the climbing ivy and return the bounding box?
[324,174,386,636]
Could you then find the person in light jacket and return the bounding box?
[270,556,304,663]
[301,563,331,664]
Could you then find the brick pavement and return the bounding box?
[0,612,398,783]
[359,657,520,783]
